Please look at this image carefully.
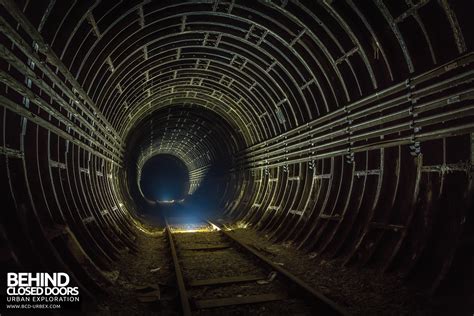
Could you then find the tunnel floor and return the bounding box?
[95,219,435,315]
[1,1,473,315]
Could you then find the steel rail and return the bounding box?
[164,218,192,316]
[207,220,349,315]
[165,217,348,315]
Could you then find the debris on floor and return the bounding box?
[96,227,175,315]
[257,271,277,285]
[229,227,432,315]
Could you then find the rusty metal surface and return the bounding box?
[165,218,193,316]
[213,221,350,315]
[0,0,473,307]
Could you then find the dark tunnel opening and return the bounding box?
[139,154,189,203]
[0,0,473,314]
[124,104,246,222]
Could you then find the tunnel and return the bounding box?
[0,0,473,314]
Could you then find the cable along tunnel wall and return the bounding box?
[0,0,473,301]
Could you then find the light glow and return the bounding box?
[209,221,221,231]
[169,222,218,233]
[158,199,175,204]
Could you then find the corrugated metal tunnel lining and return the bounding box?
[0,0,473,313]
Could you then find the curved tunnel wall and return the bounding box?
[0,0,473,300]
[126,104,245,211]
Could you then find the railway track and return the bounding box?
[165,217,349,315]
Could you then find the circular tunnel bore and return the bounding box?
[124,105,245,218]
[0,0,473,314]
[139,154,189,202]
